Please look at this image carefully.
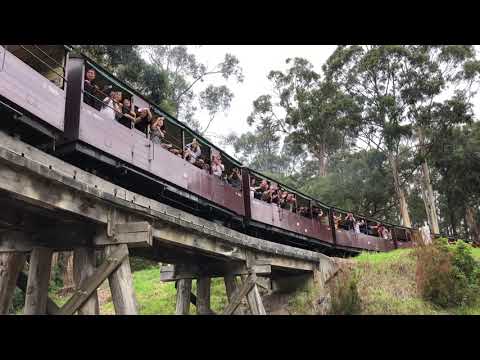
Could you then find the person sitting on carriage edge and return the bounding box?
[101,90,122,122]
[84,68,101,110]
[118,97,136,128]
[343,212,355,231]
[228,167,242,189]
[254,179,269,200]
[134,107,153,133]
[184,139,202,164]
[212,154,225,178]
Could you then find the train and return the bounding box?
[0,45,448,256]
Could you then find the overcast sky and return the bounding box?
[185,45,337,144]
[149,45,480,152]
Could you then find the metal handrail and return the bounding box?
[18,45,67,83]
[29,45,66,70]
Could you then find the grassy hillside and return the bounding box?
[339,247,480,315]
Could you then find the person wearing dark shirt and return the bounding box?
[228,168,242,188]
[118,98,136,128]
[254,179,269,200]
[84,69,102,110]
[134,107,153,133]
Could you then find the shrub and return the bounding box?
[415,238,480,308]
[329,269,362,315]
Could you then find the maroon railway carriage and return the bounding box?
[0,45,70,145]
[57,55,245,222]
[0,45,423,255]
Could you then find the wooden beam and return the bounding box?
[24,247,53,315]
[73,247,99,315]
[222,273,257,315]
[0,252,26,314]
[16,271,59,315]
[175,279,192,315]
[224,275,243,315]
[160,262,271,282]
[58,245,129,315]
[94,222,153,248]
[196,277,211,315]
[104,244,138,315]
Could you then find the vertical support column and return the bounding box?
[73,247,99,315]
[0,252,26,314]
[196,277,211,315]
[244,251,266,315]
[103,244,138,315]
[175,279,192,315]
[24,247,53,315]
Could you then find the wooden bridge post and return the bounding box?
[196,276,211,315]
[103,244,138,315]
[24,247,53,315]
[0,252,26,314]
[73,247,99,315]
[175,278,192,315]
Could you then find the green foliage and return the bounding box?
[415,239,480,308]
[329,270,362,315]
[129,256,158,272]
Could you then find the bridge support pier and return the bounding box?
[73,247,99,315]
[0,252,26,314]
[104,244,138,315]
[196,277,211,315]
[24,247,53,315]
[176,278,192,315]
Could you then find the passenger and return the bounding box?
[100,90,122,122]
[254,180,269,200]
[228,167,242,189]
[285,193,297,212]
[344,212,355,231]
[118,98,136,128]
[184,139,202,164]
[84,69,102,110]
[279,190,288,209]
[203,160,211,173]
[211,154,225,178]
[333,212,342,230]
[134,107,153,133]
[354,218,365,234]
[270,184,280,204]
[261,186,274,203]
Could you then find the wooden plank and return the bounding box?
[24,247,53,315]
[94,222,153,247]
[104,244,138,315]
[73,247,99,315]
[250,284,266,315]
[58,245,128,315]
[224,274,243,315]
[16,271,59,315]
[222,273,256,315]
[175,279,192,315]
[160,262,271,282]
[196,277,211,315]
[0,252,26,314]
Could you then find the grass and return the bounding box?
[350,247,480,315]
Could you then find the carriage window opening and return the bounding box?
[151,114,183,156]
[6,45,67,89]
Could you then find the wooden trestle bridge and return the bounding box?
[0,130,337,315]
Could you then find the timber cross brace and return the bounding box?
[162,250,272,315]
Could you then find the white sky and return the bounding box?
[143,45,480,154]
[182,45,337,145]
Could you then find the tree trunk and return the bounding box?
[388,152,412,228]
[316,143,328,177]
[417,128,440,234]
[59,251,75,291]
[465,206,480,245]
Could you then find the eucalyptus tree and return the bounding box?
[146,46,243,129]
[323,45,480,229]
